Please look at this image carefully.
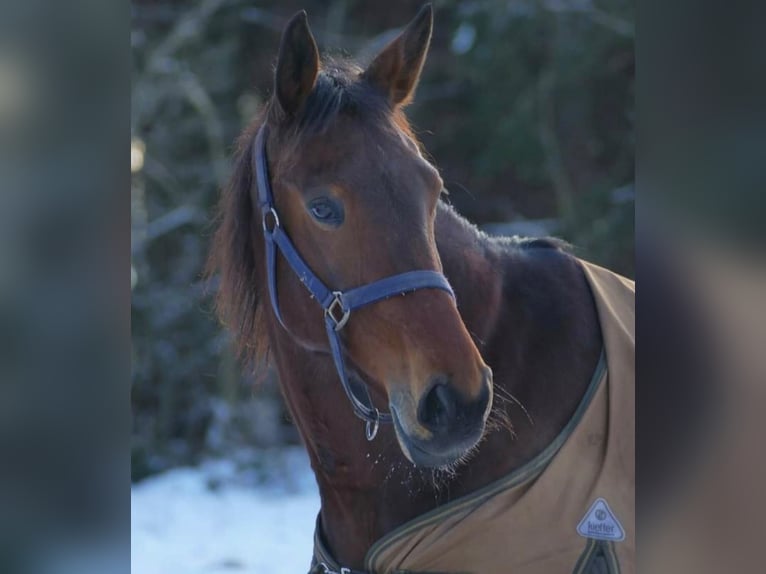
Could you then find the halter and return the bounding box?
[252,125,456,440]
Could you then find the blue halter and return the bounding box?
[252,125,456,440]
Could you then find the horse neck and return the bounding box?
[265,202,506,567]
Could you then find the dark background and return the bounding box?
[130,0,634,481]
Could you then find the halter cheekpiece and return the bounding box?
[252,125,456,440]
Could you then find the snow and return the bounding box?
[131,447,321,574]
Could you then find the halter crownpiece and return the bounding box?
[252,124,456,440]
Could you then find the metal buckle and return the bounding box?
[318,563,351,574]
[262,207,280,233]
[325,292,350,331]
[365,410,380,441]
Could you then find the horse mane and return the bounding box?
[512,236,571,251]
[437,200,572,254]
[206,58,423,371]
[206,117,267,369]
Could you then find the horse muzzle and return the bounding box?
[390,367,493,467]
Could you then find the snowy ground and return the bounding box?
[131,447,320,574]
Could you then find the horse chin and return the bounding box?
[390,406,483,470]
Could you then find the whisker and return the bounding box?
[494,384,534,427]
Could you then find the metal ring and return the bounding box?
[325,292,351,331]
[366,411,380,441]
[262,207,280,233]
[317,563,349,574]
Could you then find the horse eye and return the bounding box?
[308,197,344,226]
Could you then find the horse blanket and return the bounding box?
[313,259,635,574]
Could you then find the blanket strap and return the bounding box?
[309,514,372,574]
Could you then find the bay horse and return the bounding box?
[209,5,634,573]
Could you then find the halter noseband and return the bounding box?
[252,125,456,440]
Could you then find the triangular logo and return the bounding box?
[576,498,625,541]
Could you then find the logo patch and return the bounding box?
[576,498,625,541]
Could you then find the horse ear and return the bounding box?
[274,11,319,117]
[362,3,433,106]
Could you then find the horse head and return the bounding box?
[240,6,493,468]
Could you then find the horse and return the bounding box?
[208,5,634,573]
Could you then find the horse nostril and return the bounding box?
[418,381,457,433]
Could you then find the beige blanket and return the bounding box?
[363,260,635,574]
